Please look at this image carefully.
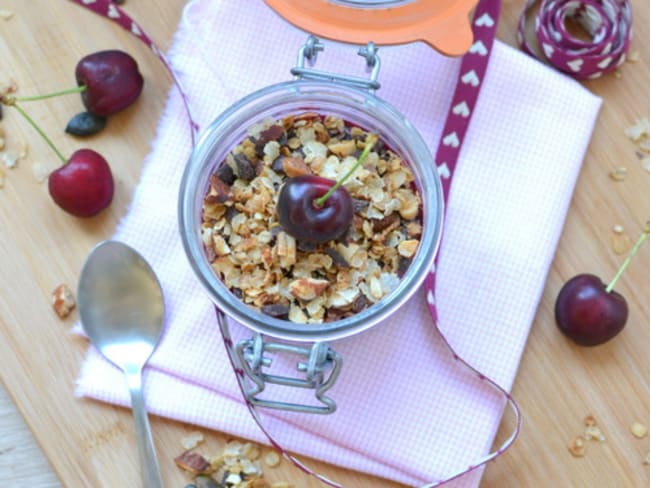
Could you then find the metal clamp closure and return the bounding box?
[291,35,381,92]
[236,334,342,414]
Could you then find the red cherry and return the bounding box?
[277,175,353,243]
[75,50,143,117]
[554,273,628,346]
[48,149,114,217]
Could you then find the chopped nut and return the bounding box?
[52,284,75,319]
[609,167,627,181]
[631,421,648,439]
[181,431,205,450]
[584,425,606,442]
[174,450,211,474]
[289,278,329,301]
[611,231,631,255]
[644,452,650,465]
[627,50,640,63]
[397,239,419,258]
[281,156,311,177]
[568,436,586,457]
[263,450,281,468]
[584,415,596,427]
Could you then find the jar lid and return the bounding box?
[264,0,478,56]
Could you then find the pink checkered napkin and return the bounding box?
[74,1,602,486]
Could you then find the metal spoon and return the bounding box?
[78,240,165,488]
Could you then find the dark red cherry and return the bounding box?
[554,273,628,346]
[277,175,353,243]
[48,149,114,217]
[75,50,143,117]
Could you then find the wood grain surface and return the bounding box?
[1,1,650,487]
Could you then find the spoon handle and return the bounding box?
[127,369,163,488]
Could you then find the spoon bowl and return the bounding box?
[78,240,165,488]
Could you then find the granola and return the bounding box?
[200,113,422,323]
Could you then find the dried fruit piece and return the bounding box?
[174,451,211,475]
[631,421,648,439]
[52,284,76,319]
[65,111,107,137]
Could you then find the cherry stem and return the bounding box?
[15,85,86,102]
[10,102,67,166]
[606,221,650,293]
[314,134,378,208]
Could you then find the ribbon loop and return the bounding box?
[519,0,632,80]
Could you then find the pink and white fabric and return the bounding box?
[73,1,602,486]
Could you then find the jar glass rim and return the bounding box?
[179,80,443,342]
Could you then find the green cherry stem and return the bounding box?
[606,221,650,293]
[6,99,67,165]
[314,134,378,208]
[15,85,86,102]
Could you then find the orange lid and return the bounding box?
[263,0,478,56]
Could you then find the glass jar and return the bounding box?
[178,38,444,412]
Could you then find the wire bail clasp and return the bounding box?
[291,35,381,92]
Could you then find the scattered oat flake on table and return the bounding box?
[642,157,650,172]
[263,450,281,468]
[0,9,14,20]
[51,284,76,319]
[627,50,641,63]
[631,421,648,439]
[32,161,50,183]
[181,431,205,450]
[624,119,650,142]
[2,151,18,168]
[0,167,5,188]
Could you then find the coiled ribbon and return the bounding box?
[518,0,633,79]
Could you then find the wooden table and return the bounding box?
[2,1,649,486]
